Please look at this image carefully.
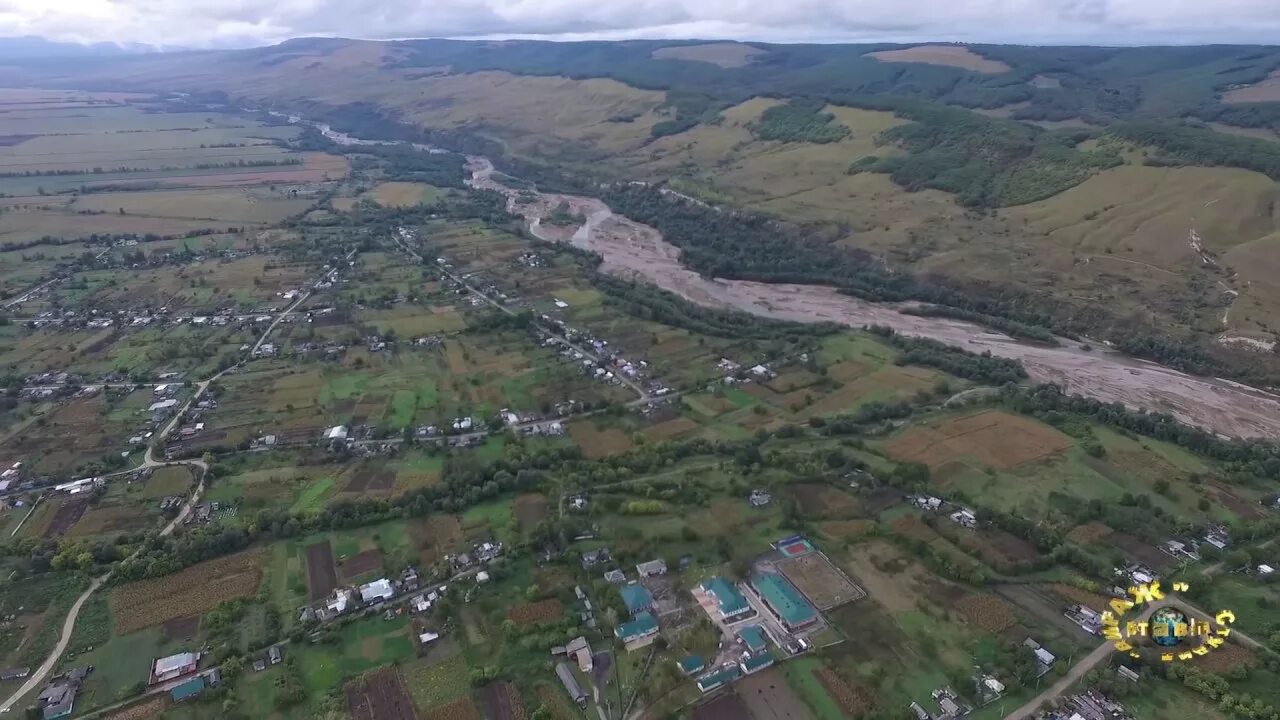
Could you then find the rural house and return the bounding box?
[150,651,200,684]
[636,558,667,577]
[359,578,395,604]
[615,611,659,650]
[619,583,654,616]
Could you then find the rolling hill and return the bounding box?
[2,37,1280,380]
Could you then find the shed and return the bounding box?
[678,655,706,675]
[170,676,206,703]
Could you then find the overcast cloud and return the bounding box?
[0,0,1278,49]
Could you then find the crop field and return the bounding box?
[71,187,314,224]
[404,653,470,712]
[568,420,634,458]
[736,667,809,719]
[306,541,339,600]
[694,693,754,720]
[344,667,418,720]
[791,484,862,519]
[368,181,445,207]
[506,599,563,626]
[481,682,529,720]
[778,552,866,610]
[954,593,1018,633]
[0,390,154,475]
[866,45,1012,73]
[884,410,1074,470]
[109,548,266,634]
[513,493,549,531]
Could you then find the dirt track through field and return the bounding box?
[465,156,1280,440]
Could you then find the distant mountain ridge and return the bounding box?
[0,35,178,60]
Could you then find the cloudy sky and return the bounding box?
[0,0,1279,49]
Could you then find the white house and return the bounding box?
[359,579,395,604]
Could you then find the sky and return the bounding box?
[0,0,1278,49]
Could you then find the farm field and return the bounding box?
[109,549,267,634]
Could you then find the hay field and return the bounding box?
[71,188,313,224]
[1224,70,1280,103]
[651,43,765,68]
[368,181,444,207]
[866,45,1011,73]
[884,410,1074,470]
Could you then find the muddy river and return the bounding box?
[313,120,1280,439]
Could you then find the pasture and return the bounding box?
[865,45,1012,73]
[651,42,765,68]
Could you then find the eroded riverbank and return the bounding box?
[467,156,1280,440]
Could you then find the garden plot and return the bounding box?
[778,551,866,611]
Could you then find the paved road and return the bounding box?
[1005,596,1266,719]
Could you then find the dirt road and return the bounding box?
[468,157,1280,440]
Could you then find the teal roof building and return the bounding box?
[620,583,654,615]
[740,650,775,674]
[169,676,206,703]
[615,611,659,642]
[696,665,741,693]
[738,624,767,653]
[677,655,706,675]
[700,577,752,620]
[751,573,817,629]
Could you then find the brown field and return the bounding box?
[957,529,1040,566]
[815,666,875,717]
[568,422,633,459]
[735,667,808,719]
[481,682,528,720]
[866,45,1012,73]
[305,541,339,600]
[778,552,866,610]
[1066,521,1114,545]
[67,502,153,538]
[643,416,699,442]
[161,615,200,642]
[890,515,941,543]
[109,548,265,634]
[792,484,861,519]
[1104,531,1173,571]
[534,566,574,590]
[77,151,348,189]
[1197,641,1256,674]
[507,599,564,626]
[955,594,1018,633]
[1042,583,1111,612]
[651,42,765,68]
[884,410,1074,470]
[693,693,753,720]
[817,519,876,541]
[368,181,441,207]
[513,493,549,532]
[345,667,417,720]
[102,696,168,720]
[429,696,483,720]
[341,548,384,581]
[43,498,89,537]
[1224,70,1280,104]
[413,514,464,561]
